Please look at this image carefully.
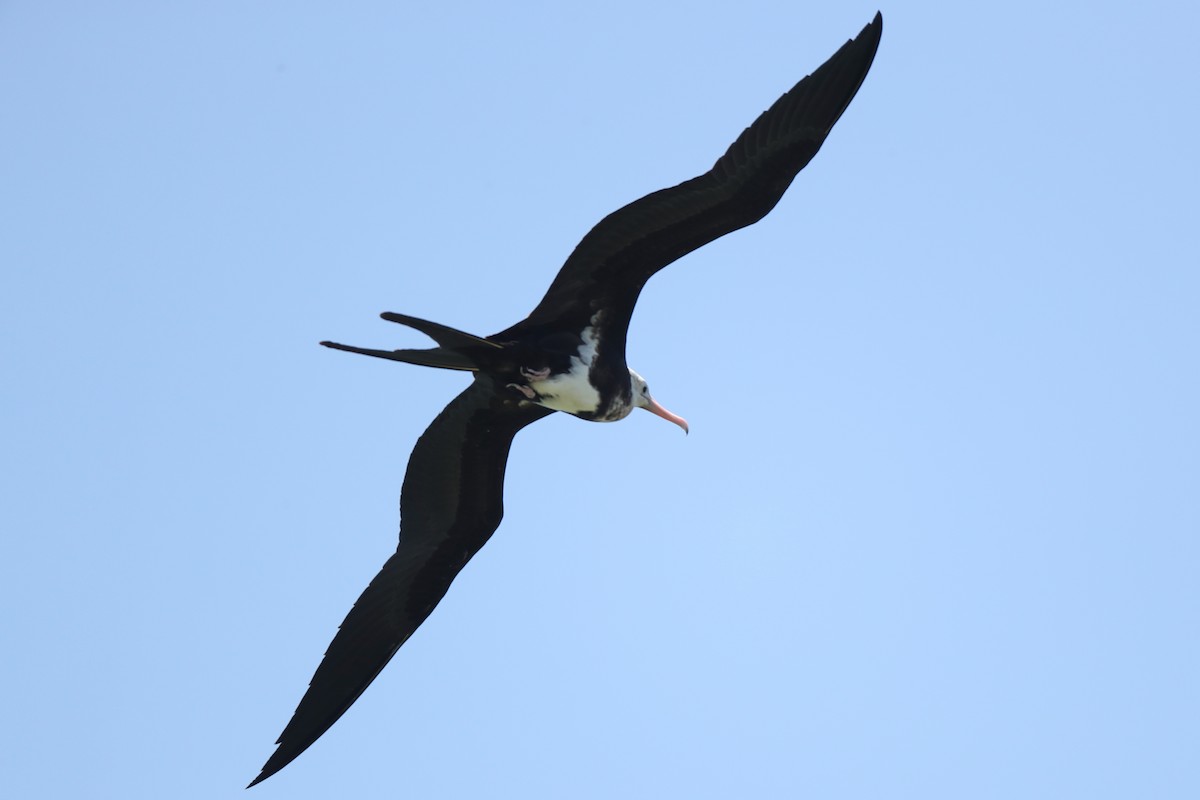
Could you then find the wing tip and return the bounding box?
[246,740,303,789]
[866,11,884,47]
[245,766,273,789]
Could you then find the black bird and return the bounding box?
[251,13,882,787]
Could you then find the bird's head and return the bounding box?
[629,369,689,434]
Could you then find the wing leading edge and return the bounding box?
[513,12,882,345]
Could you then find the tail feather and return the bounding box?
[320,340,478,371]
[320,312,502,372]
[379,312,501,351]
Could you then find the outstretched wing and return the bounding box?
[250,376,552,787]
[514,12,882,343]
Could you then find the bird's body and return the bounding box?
[252,13,882,787]
[516,321,609,417]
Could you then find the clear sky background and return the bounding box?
[3,2,1197,798]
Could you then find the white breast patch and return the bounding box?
[530,326,602,415]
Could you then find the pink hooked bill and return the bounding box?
[643,398,689,434]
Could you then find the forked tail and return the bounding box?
[320,312,502,372]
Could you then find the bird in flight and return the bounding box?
[251,12,882,787]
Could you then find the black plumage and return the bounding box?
[251,13,881,787]
[252,377,549,787]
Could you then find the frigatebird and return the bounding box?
[251,13,881,787]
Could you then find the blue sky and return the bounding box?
[3,2,1198,798]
